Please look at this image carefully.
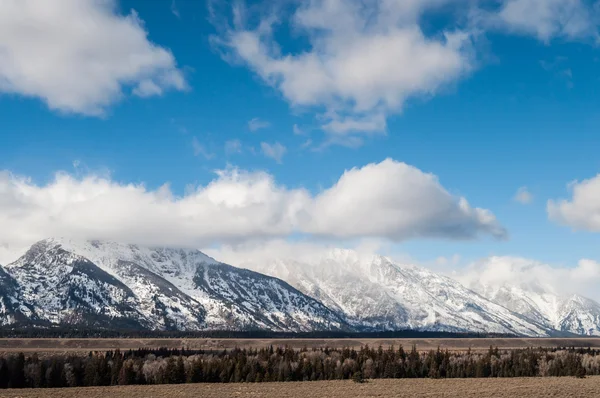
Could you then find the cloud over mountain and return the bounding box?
[0,159,505,255]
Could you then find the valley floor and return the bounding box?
[1,337,600,355]
[0,378,598,398]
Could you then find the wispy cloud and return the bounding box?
[539,57,574,89]
[494,0,599,43]
[171,0,180,18]
[192,137,216,160]
[514,186,533,204]
[225,139,242,155]
[293,124,304,136]
[248,118,271,132]
[261,142,286,163]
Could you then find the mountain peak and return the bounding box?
[0,238,346,332]
[18,238,219,278]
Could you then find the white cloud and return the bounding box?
[548,174,600,232]
[248,117,271,132]
[260,142,287,163]
[214,0,474,139]
[212,0,600,144]
[457,256,600,302]
[209,242,600,303]
[306,159,506,240]
[192,137,215,160]
[435,254,462,267]
[0,0,187,116]
[224,139,243,155]
[495,0,598,42]
[514,186,533,204]
[0,168,309,252]
[0,159,504,256]
[0,243,28,267]
[204,238,390,270]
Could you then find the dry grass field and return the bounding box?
[0,378,598,398]
[0,337,599,355]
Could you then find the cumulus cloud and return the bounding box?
[212,0,474,139]
[548,174,600,232]
[248,117,271,132]
[514,186,533,204]
[306,159,507,240]
[0,159,504,257]
[457,256,600,302]
[260,142,287,163]
[0,169,309,252]
[494,0,598,42]
[0,0,187,116]
[211,0,600,144]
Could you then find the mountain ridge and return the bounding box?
[468,281,600,336]
[0,238,347,332]
[1,239,599,336]
[240,250,553,336]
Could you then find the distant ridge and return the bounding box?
[2,238,600,336]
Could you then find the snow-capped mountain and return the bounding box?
[5,240,148,329]
[468,281,600,336]
[4,239,600,336]
[0,265,35,326]
[0,238,346,332]
[240,249,552,336]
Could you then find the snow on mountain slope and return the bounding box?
[4,238,346,332]
[558,295,600,336]
[239,249,551,336]
[111,260,207,330]
[457,256,600,336]
[468,282,600,336]
[0,265,35,326]
[7,239,596,335]
[5,240,147,329]
[193,261,346,331]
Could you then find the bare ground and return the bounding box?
[0,378,598,398]
[0,337,599,355]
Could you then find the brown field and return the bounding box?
[0,378,598,398]
[0,337,599,355]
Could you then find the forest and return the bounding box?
[0,345,596,389]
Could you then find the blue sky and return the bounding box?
[2,0,600,275]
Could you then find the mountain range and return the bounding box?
[465,278,600,336]
[1,238,599,336]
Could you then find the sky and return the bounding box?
[2,0,600,298]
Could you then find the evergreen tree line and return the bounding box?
[0,345,598,389]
